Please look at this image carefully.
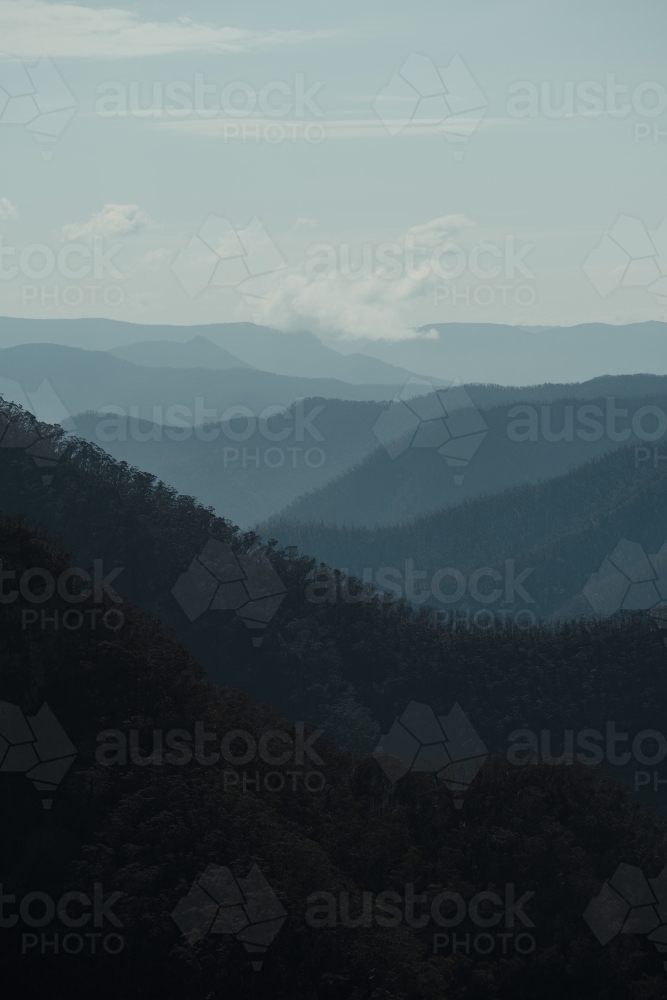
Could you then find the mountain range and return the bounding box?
[330,320,667,384]
[265,442,667,623]
[69,401,383,527]
[64,378,667,527]
[0,342,409,422]
[108,335,255,370]
[265,386,667,527]
[0,317,445,386]
[2,322,667,529]
[7,315,667,387]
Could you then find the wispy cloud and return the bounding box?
[0,0,329,59]
[153,116,513,139]
[0,196,18,220]
[137,247,171,272]
[406,215,475,249]
[292,217,318,231]
[63,203,150,240]
[262,216,477,342]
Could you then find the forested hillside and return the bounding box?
[3,511,667,998]
[266,444,667,619]
[3,399,667,779]
[269,392,667,526]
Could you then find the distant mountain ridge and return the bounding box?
[329,320,667,384]
[265,443,667,622]
[265,385,667,527]
[0,317,445,386]
[108,335,254,370]
[8,316,667,387]
[0,343,412,421]
[69,401,384,528]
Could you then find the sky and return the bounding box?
[1,0,666,346]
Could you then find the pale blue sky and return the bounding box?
[1,0,666,341]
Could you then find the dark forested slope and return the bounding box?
[2,512,667,999]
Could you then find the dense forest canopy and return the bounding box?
[2,399,667,996]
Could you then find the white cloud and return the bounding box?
[263,270,421,341]
[63,203,150,240]
[262,216,480,341]
[0,0,328,59]
[0,196,17,220]
[406,214,474,249]
[293,217,319,231]
[137,247,171,272]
